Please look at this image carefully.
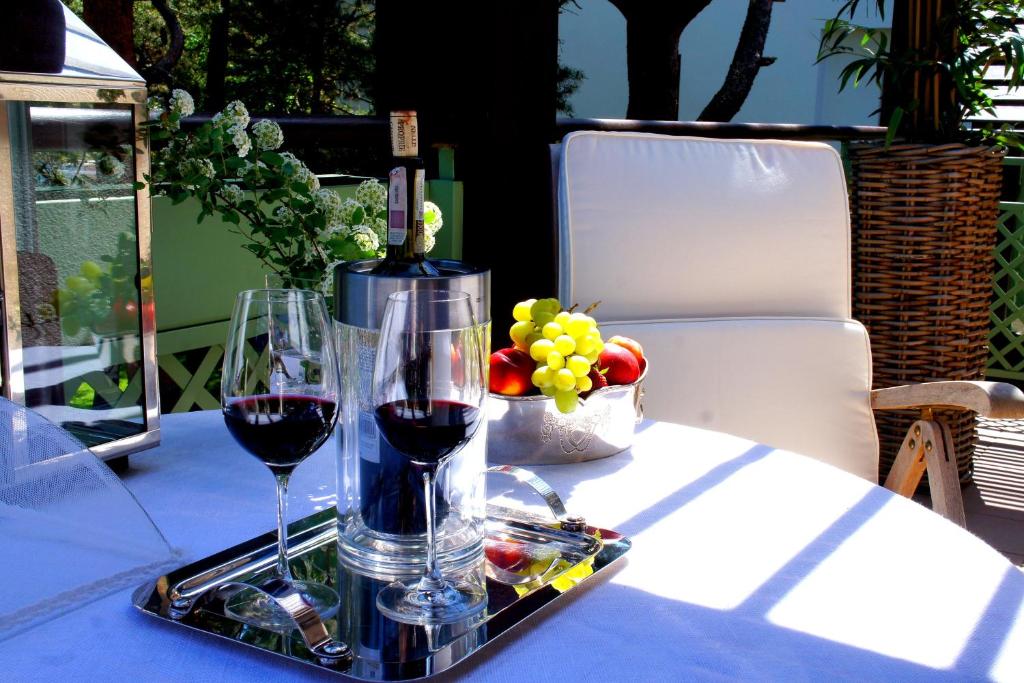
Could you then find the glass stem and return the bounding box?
[275,472,293,581]
[419,468,445,592]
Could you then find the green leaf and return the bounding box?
[131,181,145,191]
[222,210,241,225]
[261,151,284,167]
[885,106,904,148]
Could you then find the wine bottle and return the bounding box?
[370,110,440,277]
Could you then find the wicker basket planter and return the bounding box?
[848,142,1005,484]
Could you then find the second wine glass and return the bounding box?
[372,289,487,624]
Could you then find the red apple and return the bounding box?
[598,343,641,385]
[489,347,535,396]
[608,335,646,373]
[580,366,610,399]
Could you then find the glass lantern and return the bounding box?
[0,6,158,463]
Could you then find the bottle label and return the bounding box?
[413,168,425,254]
[389,111,418,157]
[388,167,407,246]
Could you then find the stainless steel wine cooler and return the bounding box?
[334,259,490,578]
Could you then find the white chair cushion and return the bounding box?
[558,132,852,320]
[602,317,878,482]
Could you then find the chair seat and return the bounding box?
[602,317,878,482]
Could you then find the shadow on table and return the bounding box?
[480,440,1024,680]
[463,473,1024,681]
[452,566,1024,681]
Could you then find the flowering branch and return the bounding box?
[141,89,444,292]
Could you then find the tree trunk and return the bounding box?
[83,0,136,66]
[205,0,230,111]
[698,0,776,122]
[609,0,711,120]
[308,1,328,114]
[144,0,185,85]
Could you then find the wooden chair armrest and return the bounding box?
[870,381,1024,419]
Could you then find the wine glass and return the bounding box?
[221,288,340,628]
[372,289,487,624]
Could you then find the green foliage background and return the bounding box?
[67,1,581,118]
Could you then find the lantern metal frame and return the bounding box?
[0,67,159,459]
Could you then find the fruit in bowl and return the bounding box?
[488,297,647,414]
[597,342,640,386]
[489,347,535,396]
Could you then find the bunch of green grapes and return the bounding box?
[509,297,604,413]
[55,231,139,337]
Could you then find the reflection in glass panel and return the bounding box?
[9,102,145,447]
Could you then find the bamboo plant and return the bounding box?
[819,0,1024,148]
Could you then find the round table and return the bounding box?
[2,411,1022,681]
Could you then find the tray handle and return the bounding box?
[171,579,351,667]
[486,465,587,533]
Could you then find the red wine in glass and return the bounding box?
[374,399,481,466]
[225,395,336,472]
[371,289,487,625]
[221,288,340,630]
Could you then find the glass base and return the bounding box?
[376,578,487,625]
[225,579,340,632]
[337,524,484,581]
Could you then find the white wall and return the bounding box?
[559,0,890,125]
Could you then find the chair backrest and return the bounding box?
[558,132,852,320]
[557,131,878,481]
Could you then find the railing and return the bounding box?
[554,118,887,142]
[987,157,1024,384]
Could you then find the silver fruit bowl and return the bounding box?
[486,365,647,466]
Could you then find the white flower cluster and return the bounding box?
[348,224,380,253]
[314,179,443,258]
[355,179,387,209]
[424,201,443,253]
[169,89,195,117]
[252,119,284,151]
[97,155,125,178]
[280,152,319,192]
[370,216,388,246]
[313,189,344,225]
[180,158,215,181]
[338,197,363,225]
[230,124,251,157]
[221,183,245,205]
[213,100,250,129]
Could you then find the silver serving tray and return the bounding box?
[132,506,630,680]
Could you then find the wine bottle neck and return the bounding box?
[386,157,426,261]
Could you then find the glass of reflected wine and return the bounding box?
[222,289,340,629]
[372,289,487,624]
